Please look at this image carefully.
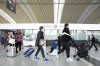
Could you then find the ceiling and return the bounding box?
[0,0,100,24]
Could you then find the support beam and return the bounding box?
[17,0,38,23]
[0,9,16,24]
[77,0,100,23]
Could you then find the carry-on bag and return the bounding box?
[6,44,16,57]
[23,48,33,55]
[24,48,35,57]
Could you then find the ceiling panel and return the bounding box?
[0,0,2,2]
[84,6,100,24]
[16,4,31,23]
[61,0,79,23]
[93,16,100,24]
[0,0,100,24]
[0,16,9,23]
[30,4,44,23]
[0,3,10,24]
[65,0,79,4]
[0,2,31,23]
[41,0,53,3]
[17,0,39,3]
[26,0,39,3]
[61,5,75,23]
[69,4,89,23]
[42,5,53,23]
[80,0,92,3]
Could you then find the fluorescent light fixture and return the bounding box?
[54,0,65,24]
[0,9,16,24]
[54,0,59,24]
[58,0,65,23]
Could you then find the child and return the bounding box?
[49,40,57,54]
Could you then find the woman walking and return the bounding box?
[34,26,48,62]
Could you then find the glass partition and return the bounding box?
[45,29,57,40]
[24,29,100,41]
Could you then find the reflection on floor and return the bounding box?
[70,46,100,66]
[0,45,100,66]
[85,47,100,66]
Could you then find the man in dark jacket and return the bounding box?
[57,23,73,61]
[89,34,98,51]
[34,26,48,62]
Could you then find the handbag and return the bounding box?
[39,39,46,46]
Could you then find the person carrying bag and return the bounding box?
[39,39,46,46]
[34,26,48,62]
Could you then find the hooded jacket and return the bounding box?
[61,28,72,43]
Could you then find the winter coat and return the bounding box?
[51,42,57,49]
[35,31,44,46]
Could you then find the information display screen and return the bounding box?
[6,0,16,13]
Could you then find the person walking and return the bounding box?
[89,34,98,51]
[57,23,73,61]
[15,30,22,53]
[4,32,10,48]
[34,26,48,62]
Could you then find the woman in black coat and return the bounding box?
[57,23,73,61]
[34,26,48,62]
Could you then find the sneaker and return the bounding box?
[95,49,98,51]
[16,51,18,54]
[34,56,40,60]
[43,58,48,62]
[56,54,59,58]
[67,57,73,61]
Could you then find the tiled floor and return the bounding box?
[0,45,100,66]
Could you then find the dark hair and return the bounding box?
[62,23,70,34]
[10,35,12,38]
[39,26,44,31]
[16,30,21,34]
[92,34,94,37]
[64,23,69,28]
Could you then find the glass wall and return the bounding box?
[24,29,58,40]
[24,29,100,41]
[45,29,58,40]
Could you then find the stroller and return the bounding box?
[72,39,90,61]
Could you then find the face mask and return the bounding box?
[41,29,44,32]
[67,26,69,28]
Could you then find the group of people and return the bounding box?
[5,23,99,62]
[5,30,23,53]
[34,23,99,62]
[34,23,73,62]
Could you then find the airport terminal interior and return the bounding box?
[0,0,100,66]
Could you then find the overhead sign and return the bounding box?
[6,0,16,13]
[0,24,100,30]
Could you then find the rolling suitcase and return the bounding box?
[23,48,33,55]
[24,48,35,57]
[6,44,16,57]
